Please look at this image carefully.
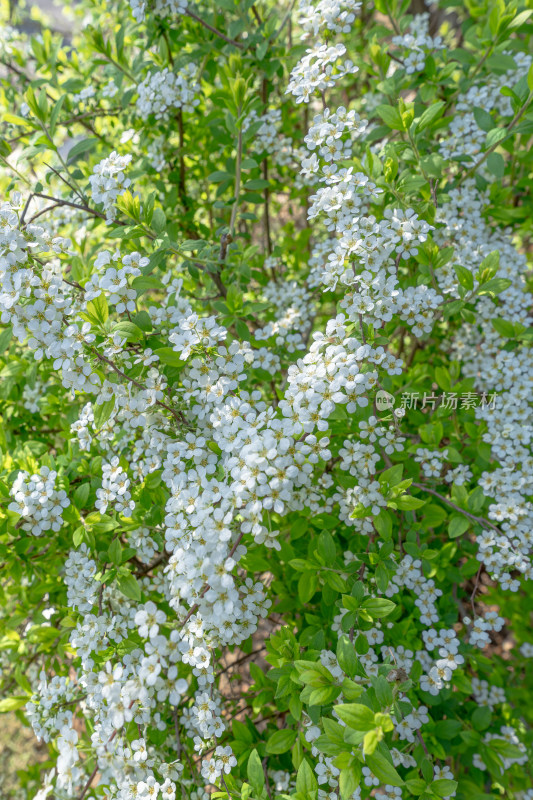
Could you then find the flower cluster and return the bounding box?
[89,151,134,222]
[391,13,444,75]
[96,457,136,516]
[129,0,187,23]
[8,466,70,536]
[136,65,201,120]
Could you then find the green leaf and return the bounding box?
[67,137,98,161]
[431,779,458,798]
[132,275,165,294]
[490,739,524,759]
[374,509,392,539]
[296,759,318,797]
[375,104,404,130]
[448,515,470,539]
[308,684,341,706]
[151,207,167,232]
[86,294,109,324]
[265,729,297,754]
[72,483,90,509]
[434,366,452,391]
[393,495,426,510]
[361,598,396,618]
[404,779,426,795]
[334,703,375,731]
[233,719,253,744]
[454,265,474,291]
[73,526,85,547]
[477,278,511,296]
[336,635,357,678]
[471,705,491,731]
[433,719,462,739]
[235,319,251,341]
[247,749,264,792]
[317,531,336,562]
[108,537,123,566]
[365,728,384,755]
[298,571,318,603]
[117,572,142,601]
[478,250,500,277]
[49,95,66,136]
[112,321,143,342]
[372,675,393,706]
[208,170,234,182]
[379,464,403,488]
[341,678,365,700]
[491,318,515,338]
[384,153,398,181]
[416,101,446,131]
[144,470,162,490]
[153,347,183,367]
[420,758,434,784]
[486,152,505,177]
[508,8,533,28]
[3,113,36,129]
[0,325,12,354]
[133,311,153,332]
[472,107,493,132]
[93,397,115,429]
[0,696,29,712]
[364,751,404,787]
[339,765,361,800]
[243,179,270,190]
[485,128,507,148]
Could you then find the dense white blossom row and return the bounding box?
[2,0,532,797]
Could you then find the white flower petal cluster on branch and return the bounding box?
[89,151,134,222]
[8,467,70,536]
[136,65,201,120]
[129,0,187,23]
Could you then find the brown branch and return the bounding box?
[185,9,244,48]
[43,161,87,203]
[177,109,187,202]
[470,563,483,615]
[78,764,99,800]
[135,550,169,577]
[33,193,108,222]
[217,645,266,677]
[411,482,501,533]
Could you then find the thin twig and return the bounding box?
[411,482,500,533]
[229,127,243,239]
[470,563,483,615]
[33,193,108,222]
[185,9,244,48]
[272,0,297,41]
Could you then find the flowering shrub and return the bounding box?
[1,0,533,799]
